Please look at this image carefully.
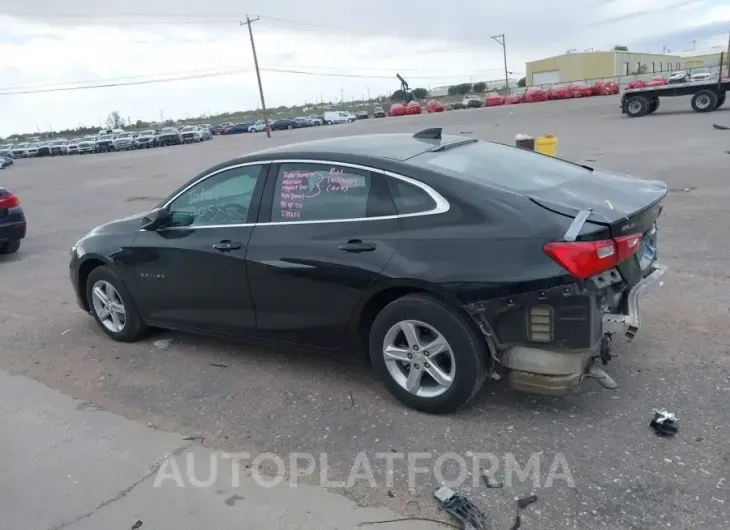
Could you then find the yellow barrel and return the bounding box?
[535,135,557,157]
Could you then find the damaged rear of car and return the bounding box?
[406,140,667,399]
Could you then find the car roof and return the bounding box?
[250,133,467,161]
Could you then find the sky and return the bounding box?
[0,0,728,137]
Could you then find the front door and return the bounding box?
[246,161,401,348]
[129,163,269,335]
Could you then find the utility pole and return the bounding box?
[242,15,271,139]
[726,31,730,71]
[491,34,510,95]
[340,88,344,105]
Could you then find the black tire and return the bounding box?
[624,95,650,117]
[287,124,293,130]
[0,240,20,254]
[326,120,333,125]
[369,294,488,414]
[85,265,148,342]
[691,90,718,112]
[716,92,726,109]
[647,97,660,114]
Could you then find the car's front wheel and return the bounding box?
[369,294,488,414]
[86,265,148,342]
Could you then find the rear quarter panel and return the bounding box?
[380,179,579,304]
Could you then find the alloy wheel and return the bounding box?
[382,320,456,398]
[91,280,127,333]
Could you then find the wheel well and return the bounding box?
[355,286,484,361]
[356,287,426,358]
[77,258,105,311]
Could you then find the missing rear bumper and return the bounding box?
[602,263,668,341]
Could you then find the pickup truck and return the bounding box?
[158,127,181,146]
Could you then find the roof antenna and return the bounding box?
[413,128,442,140]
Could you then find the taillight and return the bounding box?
[543,233,642,279]
[0,193,20,209]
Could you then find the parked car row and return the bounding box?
[5,125,215,158]
[219,111,367,135]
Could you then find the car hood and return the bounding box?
[527,168,667,225]
[86,211,147,237]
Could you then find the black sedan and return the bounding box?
[0,187,26,254]
[69,129,668,413]
[0,156,13,169]
[271,119,298,130]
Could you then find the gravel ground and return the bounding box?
[1,96,729,529]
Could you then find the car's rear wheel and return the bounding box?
[0,240,20,254]
[369,294,488,414]
[86,265,148,342]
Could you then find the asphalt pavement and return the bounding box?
[1,96,729,529]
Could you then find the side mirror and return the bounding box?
[140,207,172,231]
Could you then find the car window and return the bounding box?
[271,163,372,222]
[388,178,436,215]
[408,140,590,192]
[167,165,266,228]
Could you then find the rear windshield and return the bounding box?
[408,140,590,192]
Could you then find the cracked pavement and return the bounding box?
[1,97,729,529]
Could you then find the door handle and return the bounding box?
[338,239,377,253]
[213,240,242,252]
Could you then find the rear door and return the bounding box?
[246,160,401,348]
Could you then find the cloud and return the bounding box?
[0,0,727,135]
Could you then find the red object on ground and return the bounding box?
[570,83,593,98]
[426,100,444,113]
[522,87,549,103]
[548,85,572,99]
[645,76,668,87]
[484,92,504,106]
[389,103,406,116]
[626,79,646,89]
[406,101,422,115]
[504,94,523,104]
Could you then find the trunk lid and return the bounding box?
[529,169,667,286]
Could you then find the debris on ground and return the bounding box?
[509,494,539,530]
[650,408,679,437]
[131,521,143,530]
[61,329,72,335]
[712,123,729,130]
[153,339,172,349]
[434,486,489,530]
[481,470,504,488]
[516,495,538,509]
[209,362,228,368]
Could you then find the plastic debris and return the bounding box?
[650,408,679,437]
[509,494,538,529]
[517,495,538,509]
[153,339,172,349]
[210,362,228,368]
[712,123,729,130]
[434,486,489,530]
[131,520,143,530]
[481,470,503,488]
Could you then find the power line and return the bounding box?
[0,65,524,96]
[0,69,253,95]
